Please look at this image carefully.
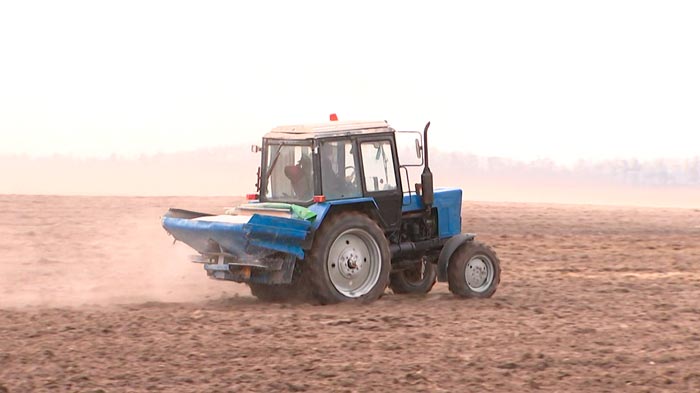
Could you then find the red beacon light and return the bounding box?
[313,195,327,203]
[329,113,338,121]
[246,193,259,201]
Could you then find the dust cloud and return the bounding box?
[0,195,249,308]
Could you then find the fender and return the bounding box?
[305,197,382,247]
[437,233,476,282]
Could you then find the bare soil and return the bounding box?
[1,195,700,392]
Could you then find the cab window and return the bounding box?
[264,143,314,202]
[360,141,397,192]
[319,140,362,199]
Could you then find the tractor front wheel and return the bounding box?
[447,241,500,298]
[308,212,390,304]
[389,259,437,294]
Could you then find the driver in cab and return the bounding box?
[320,142,361,199]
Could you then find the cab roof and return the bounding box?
[264,120,394,140]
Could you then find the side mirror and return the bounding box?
[396,131,424,167]
[251,145,262,153]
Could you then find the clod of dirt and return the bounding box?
[0,383,8,393]
[286,382,307,392]
[497,362,519,370]
[321,318,357,326]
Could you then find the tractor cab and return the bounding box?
[257,120,405,229]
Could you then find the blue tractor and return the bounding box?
[162,119,500,304]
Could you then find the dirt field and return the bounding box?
[1,195,699,392]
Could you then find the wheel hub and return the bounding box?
[337,248,364,278]
[465,257,489,289]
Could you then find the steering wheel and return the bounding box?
[344,166,356,183]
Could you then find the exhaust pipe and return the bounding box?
[421,121,434,209]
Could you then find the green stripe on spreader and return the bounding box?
[251,203,317,221]
[290,205,317,221]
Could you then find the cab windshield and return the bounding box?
[263,142,314,203]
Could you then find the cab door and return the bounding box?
[357,136,403,230]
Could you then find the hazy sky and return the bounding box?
[1,1,698,164]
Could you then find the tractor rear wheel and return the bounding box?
[447,241,500,298]
[307,212,390,304]
[389,259,437,294]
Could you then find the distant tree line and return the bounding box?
[431,151,700,186]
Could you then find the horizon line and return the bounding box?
[2,146,699,165]
[1,192,697,211]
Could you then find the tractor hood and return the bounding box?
[161,204,315,261]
